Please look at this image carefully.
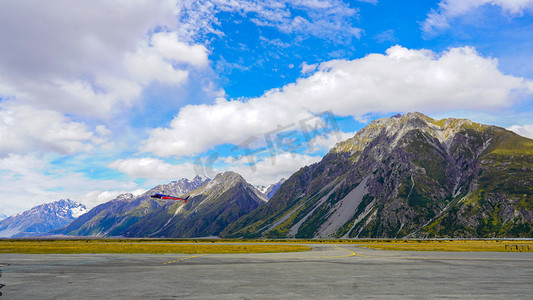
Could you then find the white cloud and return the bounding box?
[140,97,314,156]
[0,154,137,215]
[142,45,533,157]
[282,46,531,115]
[304,130,357,154]
[508,123,533,139]
[228,152,323,185]
[301,62,319,75]
[422,0,533,35]
[124,47,189,86]
[0,1,208,119]
[110,153,324,186]
[125,31,209,86]
[0,102,110,156]
[151,31,209,66]
[109,158,199,180]
[76,189,147,210]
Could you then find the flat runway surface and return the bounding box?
[1,244,533,299]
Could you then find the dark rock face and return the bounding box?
[222,112,533,238]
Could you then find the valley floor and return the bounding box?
[1,244,532,299]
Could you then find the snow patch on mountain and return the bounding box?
[0,199,87,238]
[254,178,286,200]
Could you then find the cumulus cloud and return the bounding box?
[422,0,533,35]
[508,123,533,139]
[142,45,533,157]
[0,102,110,156]
[125,31,209,86]
[109,158,199,180]
[140,97,314,156]
[0,0,208,118]
[151,31,210,66]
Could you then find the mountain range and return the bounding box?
[0,199,87,238]
[53,172,265,238]
[221,112,533,238]
[6,112,532,239]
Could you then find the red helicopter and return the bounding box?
[150,193,190,202]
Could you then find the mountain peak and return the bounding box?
[147,176,210,198]
[0,199,87,238]
[218,170,241,178]
[333,112,490,155]
[192,174,209,182]
[189,171,248,199]
[56,170,264,238]
[213,171,245,184]
[226,113,532,239]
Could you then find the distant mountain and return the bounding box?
[221,112,533,239]
[0,214,7,221]
[52,175,210,237]
[156,175,210,196]
[54,172,264,238]
[0,199,87,238]
[255,178,286,200]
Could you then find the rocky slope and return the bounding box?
[54,172,264,238]
[0,199,87,237]
[221,112,533,238]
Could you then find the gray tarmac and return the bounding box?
[1,244,532,299]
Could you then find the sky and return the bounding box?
[1,0,533,215]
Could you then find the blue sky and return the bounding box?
[0,0,532,214]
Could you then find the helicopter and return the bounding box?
[150,193,189,202]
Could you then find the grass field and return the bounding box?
[0,239,531,253]
[354,239,533,252]
[0,239,311,254]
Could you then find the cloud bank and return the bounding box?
[0,0,209,157]
[142,45,533,157]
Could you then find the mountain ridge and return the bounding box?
[53,171,265,238]
[0,199,87,238]
[221,112,533,239]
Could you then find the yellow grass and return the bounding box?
[354,240,533,252]
[0,240,311,254]
[1,239,531,253]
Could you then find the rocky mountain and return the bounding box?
[155,175,210,196]
[54,172,264,238]
[0,199,87,238]
[0,214,7,221]
[255,178,286,200]
[221,112,533,239]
